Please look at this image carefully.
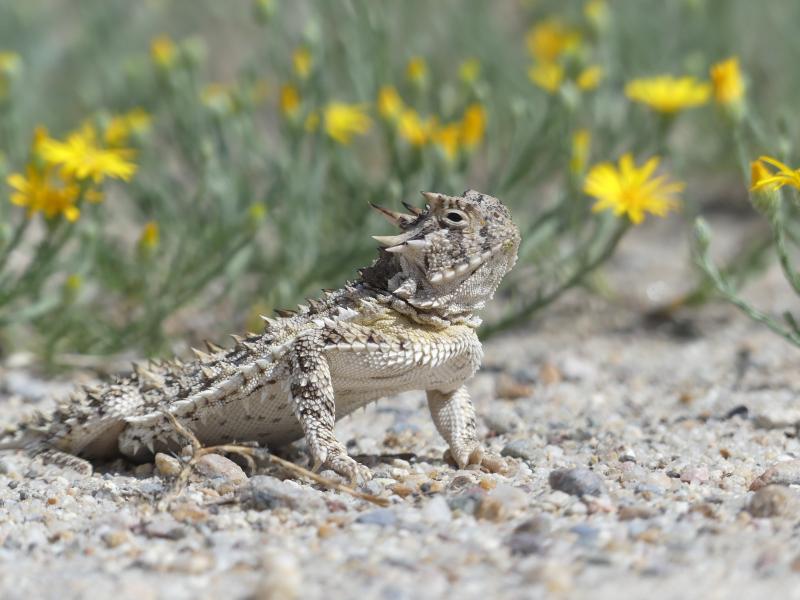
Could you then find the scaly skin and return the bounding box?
[1,190,521,482]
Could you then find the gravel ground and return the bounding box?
[1,219,799,600]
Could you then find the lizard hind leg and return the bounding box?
[286,331,372,484]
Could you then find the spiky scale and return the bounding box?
[205,340,224,353]
[191,347,212,361]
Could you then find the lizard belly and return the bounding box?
[177,383,303,449]
[326,340,481,420]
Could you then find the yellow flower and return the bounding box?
[398,109,431,146]
[750,156,800,192]
[584,153,683,224]
[461,103,486,149]
[406,57,428,86]
[749,159,781,214]
[7,165,81,221]
[577,65,603,91]
[432,123,461,161]
[377,86,404,121]
[525,19,581,63]
[39,124,137,183]
[710,57,744,106]
[529,62,564,93]
[150,35,177,68]
[280,84,300,117]
[750,159,773,190]
[323,103,372,144]
[625,76,710,113]
[139,221,159,250]
[570,129,591,175]
[104,108,152,146]
[292,47,312,79]
[459,58,481,84]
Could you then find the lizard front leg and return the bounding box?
[286,330,372,483]
[427,385,484,468]
[427,386,508,473]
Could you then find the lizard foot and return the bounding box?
[324,453,373,485]
[446,444,509,474]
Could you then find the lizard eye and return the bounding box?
[442,210,468,228]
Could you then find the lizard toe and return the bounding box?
[327,454,372,485]
[448,442,485,470]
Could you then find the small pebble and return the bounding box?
[239,476,326,511]
[355,508,397,527]
[193,454,248,492]
[256,551,302,600]
[746,485,800,519]
[155,453,183,477]
[618,505,657,521]
[494,374,534,399]
[390,483,413,498]
[548,468,606,497]
[501,438,542,461]
[483,404,522,434]
[102,530,130,548]
[476,496,508,521]
[750,460,800,491]
[680,466,709,484]
[421,496,452,522]
[507,515,551,555]
[752,408,800,429]
[538,362,562,385]
[143,515,186,540]
[170,501,209,523]
[447,488,486,516]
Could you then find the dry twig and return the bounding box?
[157,411,388,510]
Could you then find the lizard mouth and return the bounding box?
[425,242,510,284]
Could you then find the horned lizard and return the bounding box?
[1,190,520,482]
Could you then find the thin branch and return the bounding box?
[157,411,389,510]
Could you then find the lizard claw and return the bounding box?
[326,454,373,485]
[448,442,485,469]
[446,444,509,474]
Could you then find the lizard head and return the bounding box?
[368,189,521,318]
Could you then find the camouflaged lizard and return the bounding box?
[1,190,521,482]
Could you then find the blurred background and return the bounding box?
[0,0,797,367]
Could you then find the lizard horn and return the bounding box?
[372,233,415,247]
[401,200,423,215]
[369,203,415,227]
[421,191,445,209]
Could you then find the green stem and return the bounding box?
[771,202,800,296]
[694,225,800,348]
[481,220,629,339]
[0,217,30,276]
